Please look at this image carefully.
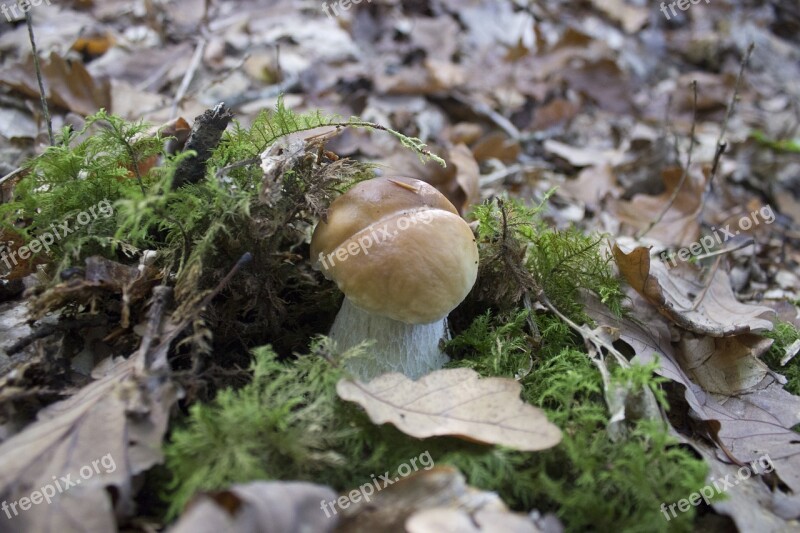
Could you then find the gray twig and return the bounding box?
[25,11,53,146]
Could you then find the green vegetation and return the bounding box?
[749,130,800,153]
[163,197,706,531]
[763,320,800,395]
[2,103,709,531]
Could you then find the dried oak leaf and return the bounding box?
[0,52,111,116]
[677,332,773,395]
[339,466,537,533]
[560,164,619,212]
[407,508,542,533]
[611,167,703,246]
[584,292,800,523]
[336,368,562,452]
[612,244,775,336]
[0,356,178,532]
[168,481,337,533]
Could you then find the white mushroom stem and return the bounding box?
[329,297,449,381]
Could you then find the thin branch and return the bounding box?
[701,42,754,211]
[25,11,53,146]
[638,80,698,239]
[171,38,207,120]
[693,237,754,261]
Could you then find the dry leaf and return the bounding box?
[560,59,636,114]
[407,508,541,533]
[612,244,775,336]
[584,291,800,522]
[560,164,619,211]
[169,481,338,533]
[0,356,178,532]
[447,144,481,214]
[336,368,562,452]
[472,132,521,164]
[677,332,773,395]
[543,139,624,168]
[611,167,703,246]
[590,0,648,33]
[0,52,111,116]
[338,466,512,532]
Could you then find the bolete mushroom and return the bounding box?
[310,176,479,380]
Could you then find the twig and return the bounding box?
[0,167,24,188]
[452,92,521,140]
[171,103,234,190]
[7,315,109,356]
[24,11,53,146]
[702,43,754,210]
[638,80,698,239]
[693,237,754,261]
[170,38,207,120]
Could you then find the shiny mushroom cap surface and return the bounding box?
[310,177,479,324]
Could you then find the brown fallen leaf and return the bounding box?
[0,355,178,532]
[589,0,648,33]
[168,481,338,533]
[611,167,703,246]
[560,164,619,212]
[677,332,773,395]
[0,52,111,116]
[337,466,526,533]
[612,244,775,336]
[543,139,624,168]
[336,368,562,452]
[471,132,521,164]
[560,58,636,114]
[584,291,800,523]
[446,144,481,215]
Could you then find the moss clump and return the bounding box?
[469,196,624,323]
[164,338,354,518]
[762,320,800,395]
[165,311,707,531]
[1,100,443,363]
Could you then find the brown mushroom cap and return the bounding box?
[310,177,479,324]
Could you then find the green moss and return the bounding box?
[762,320,800,395]
[0,111,162,265]
[165,309,706,531]
[164,338,356,518]
[470,196,625,322]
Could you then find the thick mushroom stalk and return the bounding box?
[310,177,478,381]
[329,297,448,380]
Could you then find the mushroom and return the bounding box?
[310,176,479,380]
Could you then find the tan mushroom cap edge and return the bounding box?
[310,177,479,324]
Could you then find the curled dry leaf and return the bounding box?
[446,143,481,214]
[168,481,338,533]
[336,368,562,452]
[612,244,775,336]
